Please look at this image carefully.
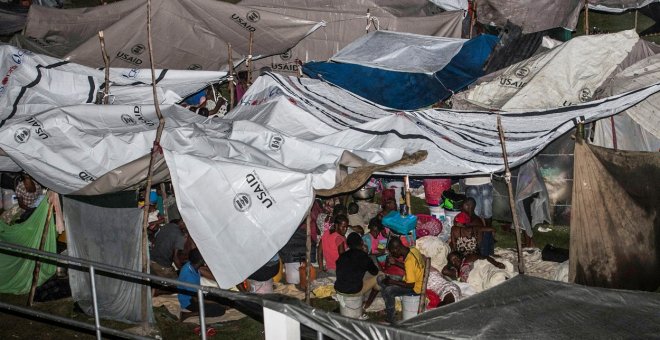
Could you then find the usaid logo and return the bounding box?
[268,134,284,151]
[579,88,592,102]
[280,50,292,61]
[246,10,260,23]
[79,171,97,182]
[12,51,24,64]
[121,114,137,125]
[124,68,140,79]
[131,44,145,55]
[233,193,252,212]
[14,128,30,143]
[514,67,529,78]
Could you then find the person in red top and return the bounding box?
[319,214,349,274]
[450,198,495,256]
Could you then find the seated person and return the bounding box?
[362,218,388,266]
[177,249,226,317]
[319,215,348,274]
[347,202,362,227]
[426,269,460,308]
[150,219,187,279]
[441,251,505,283]
[450,198,496,256]
[15,173,44,223]
[378,238,425,324]
[335,233,382,310]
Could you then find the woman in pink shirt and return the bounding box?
[319,214,349,274]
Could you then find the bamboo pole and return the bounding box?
[140,0,167,331]
[584,0,589,35]
[27,202,53,306]
[304,197,314,304]
[97,31,110,104]
[227,43,235,110]
[246,31,254,88]
[496,114,525,274]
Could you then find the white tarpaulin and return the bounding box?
[476,0,583,33]
[588,0,660,12]
[329,30,467,74]
[429,0,469,11]
[17,0,323,70]
[458,30,639,110]
[592,53,660,151]
[227,73,660,176]
[239,0,464,75]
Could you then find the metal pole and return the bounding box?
[496,114,525,274]
[89,266,102,340]
[197,289,207,340]
[317,331,324,340]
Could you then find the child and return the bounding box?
[177,249,226,317]
[362,218,388,266]
[319,214,349,274]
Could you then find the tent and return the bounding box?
[475,0,583,33]
[239,0,465,75]
[13,0,324,70]
[302,31,498,109]
[3,44,660,288]
[588,0,660,12]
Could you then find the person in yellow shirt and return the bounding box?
[378,237,425,323]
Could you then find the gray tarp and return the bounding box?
[63,192,152,323]
[17,0,323,70]
[589,0,660,12]
[0,9,26,35]
[240,0,464,75]
[477,0,583,33]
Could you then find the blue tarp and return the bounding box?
[303,34,498,110]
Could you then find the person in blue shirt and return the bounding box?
[177,249,226,318]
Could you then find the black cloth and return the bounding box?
[151,223,185,267]
[248,260,279,281]
[334,248,378,294]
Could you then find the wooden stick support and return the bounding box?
[417,256,431,314]
[227,43,235,110]
[304,196,315,304]
[27,202,53,306]
[404,175,411,214]
[247,31,254,88]
[496,114,525,274]
[584,0,590,35]
[159,182,169,223]
[469,0,477,39]
[97,31,110,104]
[140,0,166,331]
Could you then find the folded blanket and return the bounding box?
[416,236,451,271]
[467,259,517,293]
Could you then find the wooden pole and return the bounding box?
[97,31,110,104]
[304,195,315,304]
[417,256,431,314]
[27,202,53,306]
[610,117,618,150]
[140,0,167,331]
[584,0,590,35]
[404,175,411,214]
[227,43,235,110]
[496,114,525,274]
[469,0,477,39]
[246,31,254,88]
[634,10,638,30]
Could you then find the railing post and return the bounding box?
[89,266,102,340]
[197,289,207,340]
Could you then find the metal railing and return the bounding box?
[0,240,243,340]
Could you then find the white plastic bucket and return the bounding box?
[428,205,446,222]
[248,279,273,294]
[401,295,421,321]
[337,293,363,319]
[284,262,301,284]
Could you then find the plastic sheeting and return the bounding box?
[17,0,323,70]
[0,9,26,35]
[303,32,498,109]
[476,0,583,33]
[570,142,659,291]
[593,53,660,151]
[515,159,552,237]
[588,0,660,12]
[63,192,154,323]
[0,200,56,294]
[240,0,464,76]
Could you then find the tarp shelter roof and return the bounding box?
[238,0,464,75]
[303,31,498,109]
[2,45,659,288]
[15,0,324,70]
[476,0,583,34]
[588,0,660,12]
